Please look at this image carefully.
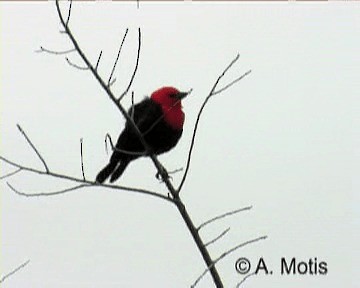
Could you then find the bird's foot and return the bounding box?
[155,165,172,182]
[155,166,183,182]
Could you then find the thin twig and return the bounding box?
[104,133,146,156]
[215,236,267,266]
[80,138,85,180]
[130,91,135,119]
[236,272,256,288]
[191,236,267,288]
[95,50,103,71]
[178,54,250,193]
[109,78,117,87]
[8,182,88,197]
[17,124,49,173]
[198,206,252,231]
[118,27,141,102]
[213,70,252,96]
[167,167,183,175]
[108,28,129,86]
[66,57,89,70]
[204,227,230,247]
[0,168,21,180]
[65,0,72,27]
[35,46,76,55]
[0,155,173,203]
[0,260,30,284]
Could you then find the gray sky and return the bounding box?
[1,2,359,288]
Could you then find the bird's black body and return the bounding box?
[96,97,183,183]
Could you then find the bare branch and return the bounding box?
[204,227,230,247]
[7,182,88,197]
[236,272,256,287]
[178,54,250,193]
[118,27,141,102]
[0,155,173,203]
[17,124,49,173]
[191,236,267,288]
[65,57,89,70]
[35,46,76,55]
[130,91,135,119]
[210,53,241,94]
[65,0,72,27]
[198,206,252,231]
[0,168,21,180]
[80,138,85,180]
[95,50,103,71]
[0,260,30,284]
[212,69,252,96]
[215,236,267,266]
[109,78,117,87]
[104,133,146,156]
[108,28,129,86]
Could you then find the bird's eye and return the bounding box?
[169,93,176,98]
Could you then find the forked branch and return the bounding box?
[178,55,251,193]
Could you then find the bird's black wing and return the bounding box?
[127,97,162,133]
[112,97,161,154]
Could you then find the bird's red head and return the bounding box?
[150,86,189,130]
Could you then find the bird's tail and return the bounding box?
[96,161,117,184]
[109,160,129,183]
[96,158,130,184]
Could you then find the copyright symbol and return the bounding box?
[235,257,251,274]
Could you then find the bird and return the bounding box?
[96,86,189,183]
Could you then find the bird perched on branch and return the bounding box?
[96,86,190,183]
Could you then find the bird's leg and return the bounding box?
[156,166,183,182]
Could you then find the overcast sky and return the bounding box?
[1,2,359,288]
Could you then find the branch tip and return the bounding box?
[16,124,49,173]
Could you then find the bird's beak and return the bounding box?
[175,88,193,100]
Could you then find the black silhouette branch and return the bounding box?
[0,260,30,284]
[1,153,172,203]
[95,50,103,71]
[118,28,141,102]
[80,138,85,180]
[16,124,49,173]
[65,0,72,26]
[178,54,251,193]
[108,28,128,86]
